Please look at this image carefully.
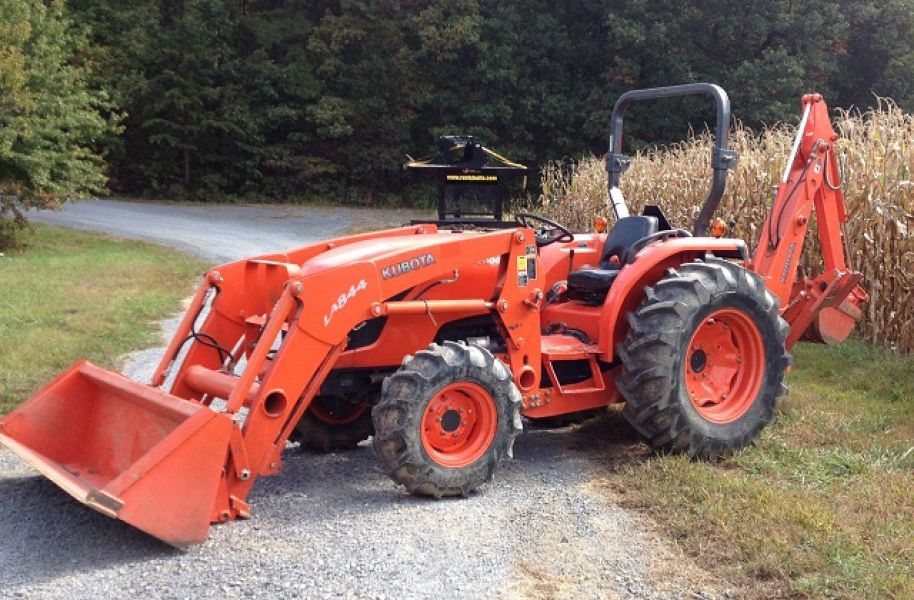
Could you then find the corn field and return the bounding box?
[538,99,914,353]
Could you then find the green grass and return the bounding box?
[590,340,914,598]
[0,225,206,414]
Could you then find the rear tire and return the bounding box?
[617,257,791,459]
[372,341,523,498]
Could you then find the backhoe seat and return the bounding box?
[567,215,659,304]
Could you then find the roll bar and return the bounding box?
[605,83,738,236]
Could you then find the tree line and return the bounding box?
[2,0,914,225]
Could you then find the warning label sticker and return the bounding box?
[516,255,528,287]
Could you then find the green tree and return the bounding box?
[236,1,325,199]
[0,0,119,247]
[306,0,419,202]
[61,0,914,202]
[138,0,262,197]
[834,0,914,109]
[66,0,159,191]
[594,0,849,144]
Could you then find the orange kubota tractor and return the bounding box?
[0,84,868,546]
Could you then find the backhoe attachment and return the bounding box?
[752,94,868,347]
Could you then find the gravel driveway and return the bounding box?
[1,200,726,599]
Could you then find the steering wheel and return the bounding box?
[514,212,574,246]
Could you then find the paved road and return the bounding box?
[29,199,428,263]
[2,200,726,599]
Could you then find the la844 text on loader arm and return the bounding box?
[0,84,867,546]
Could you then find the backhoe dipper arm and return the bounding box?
[752,94,868,348]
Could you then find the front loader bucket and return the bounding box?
[0,361,233,547]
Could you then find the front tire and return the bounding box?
[617,257,791,459]
[372,341,523,498]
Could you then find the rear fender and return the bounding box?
[597,237,747,361]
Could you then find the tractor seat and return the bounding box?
[567,215,659,303]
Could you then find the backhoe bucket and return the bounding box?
[0,360,233,547]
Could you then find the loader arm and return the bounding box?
[0,224,546,546]
[150,225,545,531]
[751,94,868,348]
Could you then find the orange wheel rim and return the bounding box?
[420,382,497,468]
[684,308,765,424]
[309,397,369,425]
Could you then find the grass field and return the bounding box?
[584,340,914,599]
[0,225,206,414]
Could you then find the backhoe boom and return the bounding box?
[752,94,868,347]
